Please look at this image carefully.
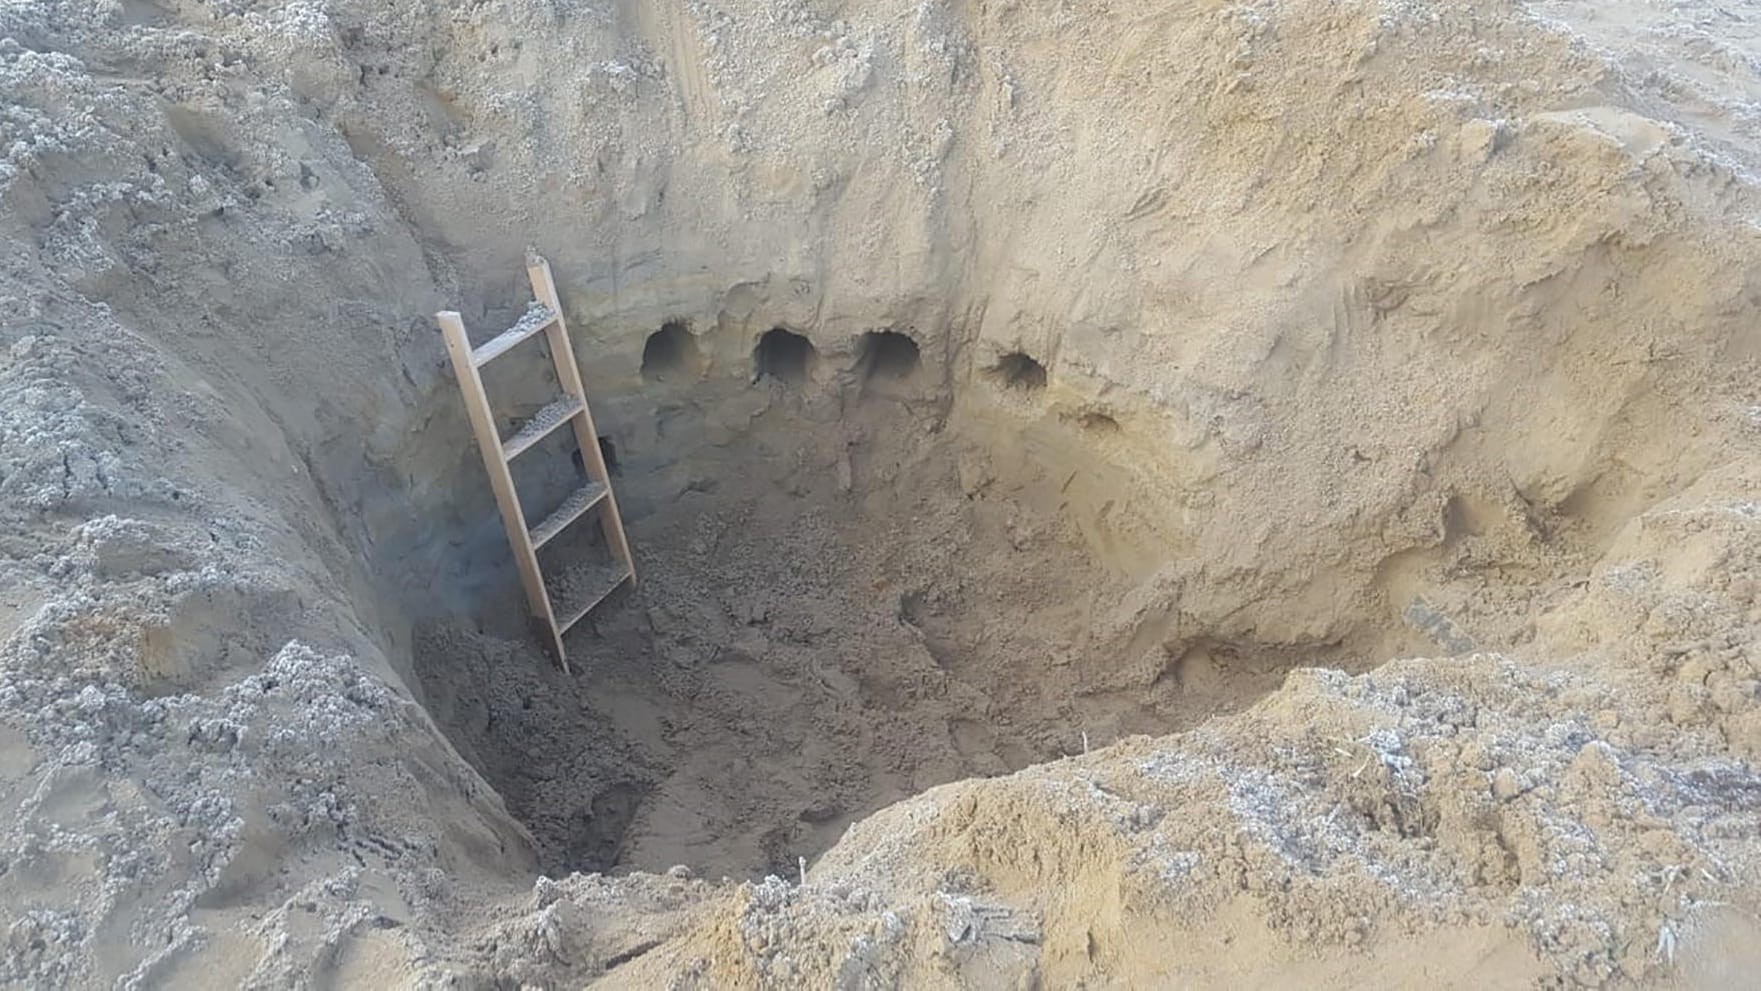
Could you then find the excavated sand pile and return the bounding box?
[3,0,1761,986]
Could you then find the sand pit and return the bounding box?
[414,325,1317,880]
[3,0,1761,987]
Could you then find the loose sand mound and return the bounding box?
[1,0,1759,986]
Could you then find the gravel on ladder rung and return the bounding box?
[501,395,583,459]
[472,302,556,366]
[529,480,609,548]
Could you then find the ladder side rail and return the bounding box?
[524,255,639,585]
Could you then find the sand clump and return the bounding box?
[2,0,1761,986]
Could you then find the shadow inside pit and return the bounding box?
[406,383,1343,880]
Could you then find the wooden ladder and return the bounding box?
[435,253,635,671]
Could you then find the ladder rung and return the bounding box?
[473,303,557,366]
[502,396,584,460]
[554,565,633,634]
[529,480,609,548]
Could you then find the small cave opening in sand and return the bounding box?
[641,321,700,385]
[753,327,817,385]
[987,351,1047,390]
[855,330,920,383]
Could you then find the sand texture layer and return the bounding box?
[2,0,1761,986]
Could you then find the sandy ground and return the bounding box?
[2,0,1761,987]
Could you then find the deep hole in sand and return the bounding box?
[641,321,699,384]
[16,2,1758,983]
[855,330,920,382]
[411,325,1351,884]
[753,327,817,385]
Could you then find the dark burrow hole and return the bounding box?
[988,351,1047,390]
[753,327,817,385]
[568,437,620,476]
[641,320,698,384]
[855,330,920,382]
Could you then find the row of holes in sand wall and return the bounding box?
[640,323,1052,395]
